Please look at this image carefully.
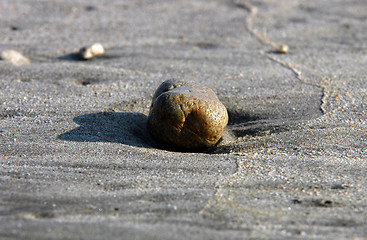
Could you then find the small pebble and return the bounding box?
[79,43,105,60]
[277,44,289,54]
[147,79,228,150]
[1,50,31,66]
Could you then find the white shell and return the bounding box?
[1,50,31,66]
[79,43,105,60]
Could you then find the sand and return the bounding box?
[1,0,366,239]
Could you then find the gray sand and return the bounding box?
[1,0,366,239]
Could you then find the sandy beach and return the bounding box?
[1,0,366,239]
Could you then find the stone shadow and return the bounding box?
[226,109,290,138]
[57,109,307,153]
[57,112,157,148]
[58,53,85,61]
[58,49,122,62]
[213,108,295,154]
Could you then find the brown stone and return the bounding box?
[147,79,228,150]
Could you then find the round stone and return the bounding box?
[147,79,228,150]
[277,44,289,54]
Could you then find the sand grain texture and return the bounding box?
[1,0,366,239]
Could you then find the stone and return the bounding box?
[147,79,228,150]
[79,43,105,60]
[1,50,31,66]
[277,44,289,54]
